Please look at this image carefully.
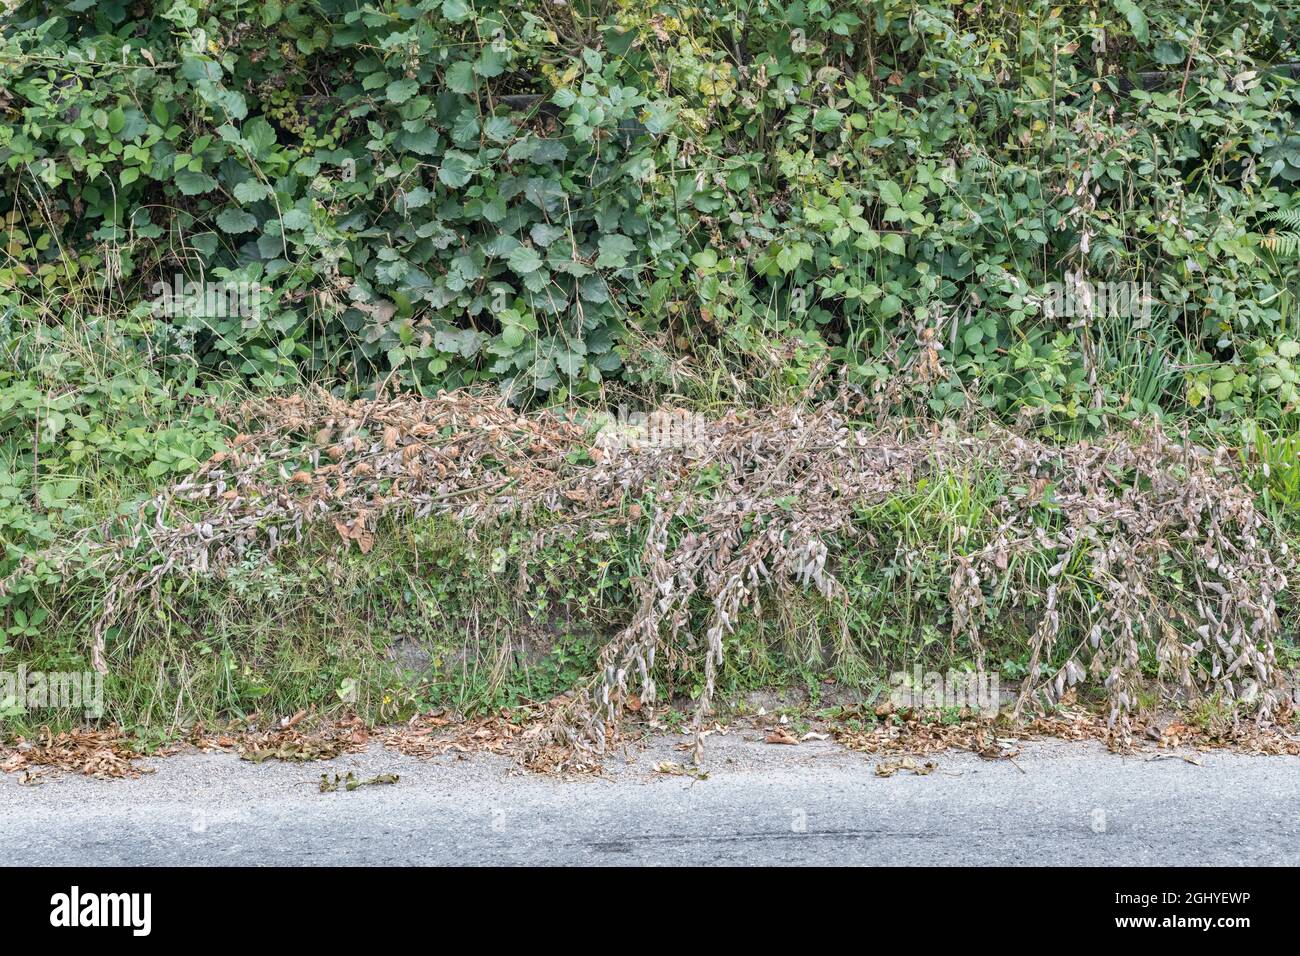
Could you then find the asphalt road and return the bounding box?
[2,733,1297,865]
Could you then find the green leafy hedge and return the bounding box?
[1,0,1299,424]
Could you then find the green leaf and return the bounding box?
[1111,0,1149,44]
[446,61,476,95]
[385,79,420,104]
[281,209,311,231]
[508,245,545,274]
[233,179,272,203]
[216,208,258,233]
[441,0,472,22]
[596,234,635,269]
[812,108,843,133]
[530,223,567,247]
[175,170,217,195]
[401,128,441,155]
[437,151,476,187]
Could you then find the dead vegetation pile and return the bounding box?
[0,727,152,783]
[830,701,1300,764]
[5,387,1292,763]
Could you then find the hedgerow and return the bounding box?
[2,2,1300,739]
[3,0,1298,414]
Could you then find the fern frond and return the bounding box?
[1260,230,1300,257]
[1267,208,1300,230]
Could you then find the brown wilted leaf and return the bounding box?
[875,756,938,777]
[0,728,152,780]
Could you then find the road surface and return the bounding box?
[2,732,1297,865]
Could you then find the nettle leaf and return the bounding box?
[386,79,420,104]
[175,170,218,195]
[400,128,440,155]
[812,108,843,133]
[281,209,311,231]
[508,244,545,274]
[441,0,472,22]
[451,109,480,145]
[475,47,507,79]
[437,151,477,187]
[434,327,483,357]
[483,116,515,143]
[531,223,567,247]
[233,179,272,203]
[216,208,259,233]
[241,118,278,159]
[596,234,635,268]
[523,177,565,212]
[445,61,476,95]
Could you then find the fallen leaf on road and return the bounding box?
[875,756,938,777]
[653,761,709,780]
[320,771,401,792]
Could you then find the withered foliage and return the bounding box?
[6,388,1291,762]
[0,727,152,781]
[379,701,600,774]
[833,703,1300,762]
[236,723,369,764]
